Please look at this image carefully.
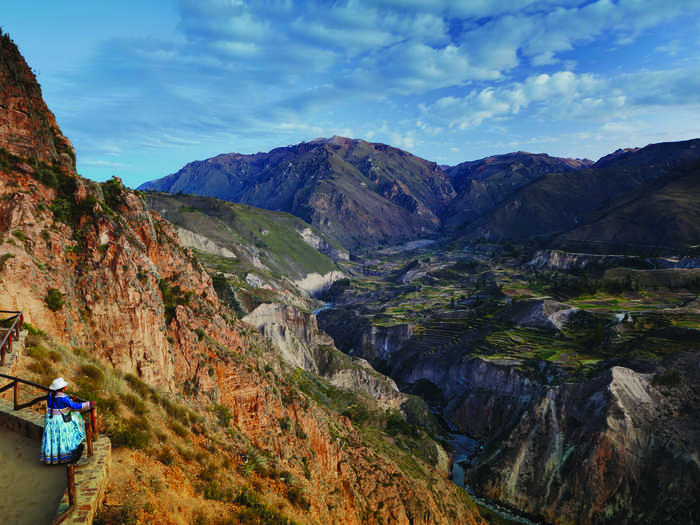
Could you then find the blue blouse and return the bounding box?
[47,392,89,414]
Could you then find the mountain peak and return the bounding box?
[0,30,75,173]
[140,136,454,248]
[307,135,358,146]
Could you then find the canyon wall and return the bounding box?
[243,303,404,406]
[320,306,700,524]
[470,358,700,524]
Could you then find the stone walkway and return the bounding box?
[0,398,111,524]
[0,424,65,524]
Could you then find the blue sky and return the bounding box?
[4,0,700,188]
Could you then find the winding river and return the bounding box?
[448,431,546,525]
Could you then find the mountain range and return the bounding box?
[140,136,455,249]
[140,137,700,252]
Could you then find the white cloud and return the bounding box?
[426,71,612,129]
[424,63,700,132]
[458,0,700,69]
[81,159,129,168]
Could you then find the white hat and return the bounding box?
[49,377,68,390]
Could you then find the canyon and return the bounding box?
[2,25,699,525]
[315,244,700,524]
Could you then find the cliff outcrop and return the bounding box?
[317,308,415,373]
[243,303,404,406]
[469,358,700,524]
[0,31,75,173]
[0,163,229,391]
[498,299,577,331]
[401,356,543,441]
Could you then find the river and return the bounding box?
[448,431,546,525]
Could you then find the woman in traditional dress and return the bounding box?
[40,377,95,464]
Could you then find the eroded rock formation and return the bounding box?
[470,359,700,524]
[244,303,404,406]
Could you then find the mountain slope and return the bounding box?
[443,152,591,229]
[459,139,700,248]
[143,192,346,302]
[557,159,700,248]
[139,136,455,249]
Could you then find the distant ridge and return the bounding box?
[140,137,455,249]
[140,136,700,252]
[460,138,700,249]
[443,151,592,229]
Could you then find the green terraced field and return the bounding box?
[329,246,700,376]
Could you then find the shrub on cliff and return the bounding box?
[652,369,681,386]
[44,287,64,311]
[101,176,125,211]
[110,416,152,450]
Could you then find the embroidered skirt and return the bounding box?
[40,411,86,464]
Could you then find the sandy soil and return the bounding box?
[0,426,66,524]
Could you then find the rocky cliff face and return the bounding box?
[0,167,232,391]
[0,31,75,173]
[470,358,700,524]
[298,226,349,262]
[213,338,483,525]
[243,303,404,406]
[401,356,543,441]
[317,308,415,374]
[318,309,543,439]
[497,299,577,331]
[527,250,632,271]
[293,270,346,296]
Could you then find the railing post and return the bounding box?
[13,380,18,410]
[67,465,76,506]
[1,340,5,366]
[86,409,94,458]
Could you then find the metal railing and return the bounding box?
[0,372,98,524]
[0,310,23,366]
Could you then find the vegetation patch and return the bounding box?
[234,488,296,525]
[158,277,192,323]
[44,287,65,311]
[109,417,152,450]
[652,370,681,387]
